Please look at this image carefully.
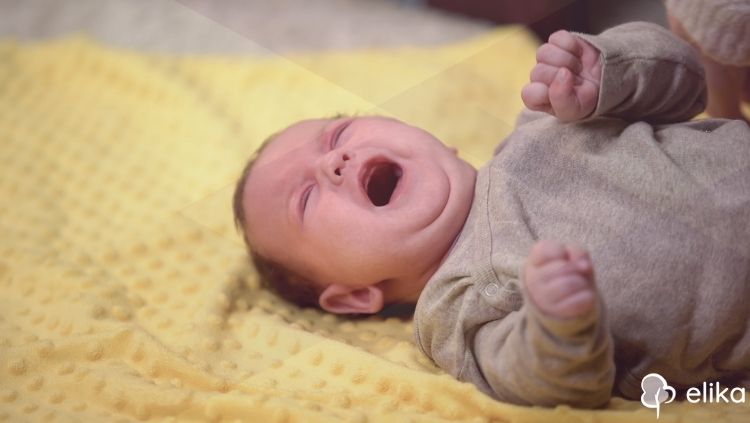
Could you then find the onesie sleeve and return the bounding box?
[471,294,615,408]
[577,21,707,123]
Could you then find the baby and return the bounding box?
[233,22,750,408]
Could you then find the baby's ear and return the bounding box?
[319,284,384,315]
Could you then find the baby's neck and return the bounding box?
[381,229,465,304]
[385,173,477,304]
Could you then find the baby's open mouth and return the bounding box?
[361,160,402,207]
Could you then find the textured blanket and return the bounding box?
[1,27,747,422]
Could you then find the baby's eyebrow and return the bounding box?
[315,119,337,148]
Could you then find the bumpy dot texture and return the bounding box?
[1,30,747,423]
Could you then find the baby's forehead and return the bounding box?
[255,118,330,166]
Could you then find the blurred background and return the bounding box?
[0,0,667,54]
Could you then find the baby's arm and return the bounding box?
[472,241,614,408]
[523,22,707,124]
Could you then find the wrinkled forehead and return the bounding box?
[253,118,328,165]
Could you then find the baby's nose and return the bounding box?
[318,150,354,185]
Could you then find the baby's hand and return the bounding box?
[523,240,597,319]
[521,30,602,122]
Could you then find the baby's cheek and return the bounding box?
[313,210,360,246]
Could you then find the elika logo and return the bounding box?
[640,373,747,419]
[640,373,676,419]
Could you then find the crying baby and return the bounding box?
[234,22,750,407]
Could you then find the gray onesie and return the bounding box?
[413,22,750,408]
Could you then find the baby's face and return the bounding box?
[242,116,476,300]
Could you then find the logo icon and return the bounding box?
[641,373,676,419]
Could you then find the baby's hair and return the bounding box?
[232,131,324,309]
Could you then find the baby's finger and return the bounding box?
[536,260,581,282]
[540,275,590,304]
[521,82,552,113]
[551,288,595,319]
[528,240,568,267]
[536,43,582,74]
[530,63,559,85]
[565,244,592,273]
[548,30,583,56]
[549,68,583,122]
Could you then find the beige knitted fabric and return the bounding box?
[665,0,750,65]
[414,22,750,410]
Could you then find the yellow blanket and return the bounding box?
[1,28,747,422]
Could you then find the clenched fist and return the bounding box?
[522,30,603,122]
[524,240,598,319]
